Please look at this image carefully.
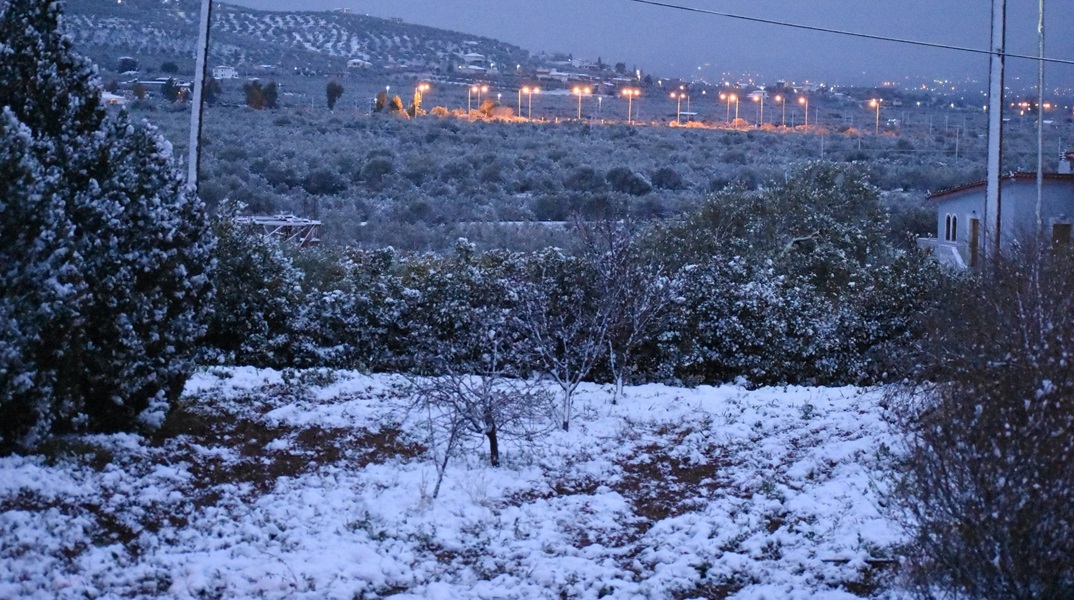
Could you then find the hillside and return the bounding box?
[0,368,900,598]
[65,0,535,77]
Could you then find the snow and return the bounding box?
[0,369,904,598]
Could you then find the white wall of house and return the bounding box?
[926,176,1074,267]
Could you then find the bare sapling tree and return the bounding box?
[411,313,555,498]
[512,247,611,431]
[575,217,675,404]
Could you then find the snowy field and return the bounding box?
[0,368,903,599]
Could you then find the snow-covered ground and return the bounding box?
[0,368,903,599]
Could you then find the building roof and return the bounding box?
[927,172,1074,200]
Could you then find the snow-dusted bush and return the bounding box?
[892,248,1074,598]
[670,257,835,386]
[0,0,213,450]
[203,205,303,368]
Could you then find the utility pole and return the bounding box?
[985,0,1006,259]
[187,0,213,195]
[1036,0,1045,238]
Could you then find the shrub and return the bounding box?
[605,166,652,196]
[650,166,685,190]
[891,248,1074,598]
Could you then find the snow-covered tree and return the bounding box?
[0,0,214,449]
[0,108,78,448]
[73,116,213,431]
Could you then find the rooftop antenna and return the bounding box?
[985,0,1006,259]
[187,0,213,194]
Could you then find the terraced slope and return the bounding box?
[65,0,534,75]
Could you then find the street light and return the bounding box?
[526,86,539,119]
[798,96,809,127]
[518,86,526,116]
[869,98,882,135]
[621,88,640,124]
[774,94,786,127]
[752,93,764,126]
[670,91,685,125]
[468,84,488,113]
[572,86,591,120]
[413,82,430,113]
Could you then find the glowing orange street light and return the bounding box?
[798,95,809,127]
[669,91,686,125]
[869,98,882,135]
[572,86,591,120]
[621,88,640,124]
[752,93,764,126]
[526,86,540,119]
[773,94,786,127]
[468,84,488,113]
[413,82,430,113]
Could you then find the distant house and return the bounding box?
[347,58,372,69]
[458,64,487,75]
[536,68,569,83]
[919,152,1074,268]
[101,91,127,106]
[462,52,486,65]
[213,65,238,79]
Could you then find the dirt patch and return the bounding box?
[614,422,729,527]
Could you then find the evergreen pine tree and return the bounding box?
[0,0,215,449]
[0,108,80,448]
[74,116,214,431]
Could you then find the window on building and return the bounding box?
[945,215,951,241]
[951,215,958,241]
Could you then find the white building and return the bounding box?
[347,58,372,69]
[919,152,1074,268]
[212,65,238,79]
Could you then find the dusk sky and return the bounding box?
[227,0,1074,92]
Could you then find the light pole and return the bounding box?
[870,98,882,135]
[799,96,809,127]
[572,86,591,120]
[753,93,764,126]
[468,84,488,113]
[413,82,429,114]
[670,91,684,125]
[622,88,639,124]
[527,86,539,120]
[774,94,786,127]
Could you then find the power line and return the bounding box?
[629,0,1074,67]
